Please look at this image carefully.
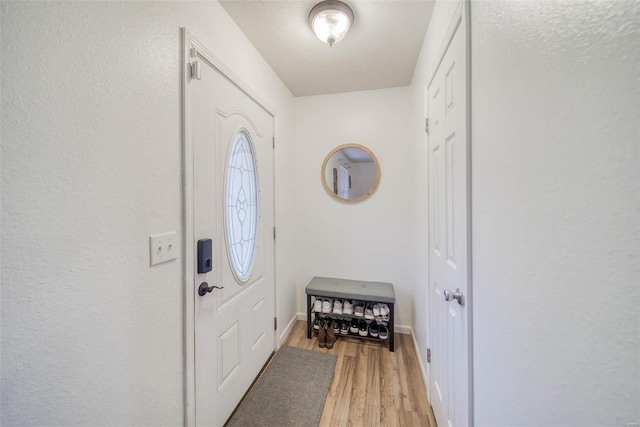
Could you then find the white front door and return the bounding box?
[428,10,471,427]
[188,48,275,426]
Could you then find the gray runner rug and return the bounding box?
[225,346,337,427]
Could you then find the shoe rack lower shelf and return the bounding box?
[311,328,389,343]
[308,307,395,351]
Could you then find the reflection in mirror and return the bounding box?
[321,144,380,203]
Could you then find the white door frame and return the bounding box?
[425,1,473,425]
[180,28,277,427]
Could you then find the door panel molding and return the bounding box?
[427,0,464,89]
[216,110,265,139]
[181,28,275,427]
[217,277,265,314]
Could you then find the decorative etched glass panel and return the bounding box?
[225,131,258,282]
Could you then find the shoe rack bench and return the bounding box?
[305,276,396,352]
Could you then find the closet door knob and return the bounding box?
[443,288,464,306]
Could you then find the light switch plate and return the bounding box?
[149,231,178,266]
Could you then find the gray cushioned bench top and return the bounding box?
[305,276,395,303]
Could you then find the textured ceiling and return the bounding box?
[220,0,435,96]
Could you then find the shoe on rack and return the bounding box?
[378,324,389,340]
[340,320,349,335]
[313,298,322,313]
[364,303,374,320]
[354,301,365,317]
[373,303,381,317]
[313,317,320,330]
[358,319,368,337]
[343,300,354,315]
[350,318,359,334]
[322,298,333,313]
[369,321,379,338]
[333,319,340,334]
[317,319,327,348]
[379,303,390,316]
[326,321,337,349]
[332,299,343,315]
[378,304,390,321]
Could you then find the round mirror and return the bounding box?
[321,144,381,203]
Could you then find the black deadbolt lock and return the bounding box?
[197,238,212,274]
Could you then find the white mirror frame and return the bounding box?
[320,143,381,203]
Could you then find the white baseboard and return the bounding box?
[295,312,411,335]
[394,324,411,335]
[410,326,430,401]
[278,313,299,347]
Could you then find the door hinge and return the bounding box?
[425,117,429,134]
[273,227,276,240]
[427,348,431,363]
[272,137,275,149]
[190,61,202,80]
[274,317,277,331]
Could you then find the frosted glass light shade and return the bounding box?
[309,1,354,46]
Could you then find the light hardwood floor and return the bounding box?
[283,320,436,427]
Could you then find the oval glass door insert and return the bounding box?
[225,131,258,283]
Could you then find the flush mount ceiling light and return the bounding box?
[308,0,354,47]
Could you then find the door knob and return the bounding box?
[198,282,224,296]
[443,288,464,305]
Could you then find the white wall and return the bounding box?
[409,0,461,392]
[293,87,416,328]
[471,0,639,425]
[350,162,377,199]
[0,2,296,425]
